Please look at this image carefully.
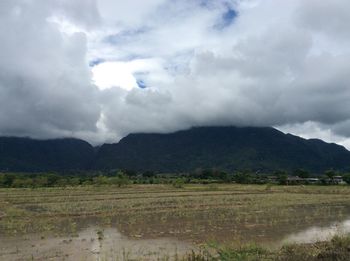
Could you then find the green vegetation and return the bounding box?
[184,236,350,260]
[0,168,348,188]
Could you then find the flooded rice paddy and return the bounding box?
[1,184,350,260]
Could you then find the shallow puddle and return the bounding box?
[110,204,350,247]
[3,217,350,260]
[0,227,195,261]
[282,219,350,245]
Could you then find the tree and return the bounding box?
[68,177,81,186]
[294,169,309,179]
[112,171,130,187]
[56,178,69,187]
[278,175,288,185]
[325,169,336,179]
[342,174,350,185]
[143,171,155,178]
[201,169,214,179]
[12,178,33,188]
[233,171,252,184]
[172,178,184,188]
[319,176,329,185]
[34,176,49,187]
[0,174,16,187]
[93,175,109,185]
[275,171,288,185]
[123,169,137,177]
[46,174,60,186]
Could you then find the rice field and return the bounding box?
[1,184,350,260]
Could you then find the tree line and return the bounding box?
[0,168,349,188]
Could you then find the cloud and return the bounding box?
[296,0,350,41]
[0,0,100,140]
[2,0,350,148]
[91,58,172,91]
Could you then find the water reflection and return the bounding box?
[283,218,350,244]
[3,218,350,260]
[0,227,195,261]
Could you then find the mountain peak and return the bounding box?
[96,126,350,173]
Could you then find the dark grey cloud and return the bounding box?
[0,0,100,140]
[2,0,350,148]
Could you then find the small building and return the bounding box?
[305,178,320,184]
[286,176,304,185]
[332,176,345,185]
[266,176,278,183]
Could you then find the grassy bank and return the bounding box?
[184,235,350,261]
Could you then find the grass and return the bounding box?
[182,235,350,261]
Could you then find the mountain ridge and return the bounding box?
[95,126,350,173]
[1,126,350,173]
[0,137,94,172]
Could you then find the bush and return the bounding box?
[172,178,185,188]
[112,171,130,187]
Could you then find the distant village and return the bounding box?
[266,175,346,185]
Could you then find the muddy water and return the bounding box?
[2,217,350,260]
[110,204,350,247]
[2,207,350,260]
[282,219,350,245]
[0,227,195,261]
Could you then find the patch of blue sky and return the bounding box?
[214,8,237,30]
[134,72,149,89]
[89,58,105,67]
[104,27,149,45]
[198,0,211,8]
[136,79,147,89]
[197,0,235,10]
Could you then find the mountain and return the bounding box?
[0,137,95,172]
[1,126,350,173]
[95,126,350,173]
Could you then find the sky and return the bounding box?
[1,0,350,148]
